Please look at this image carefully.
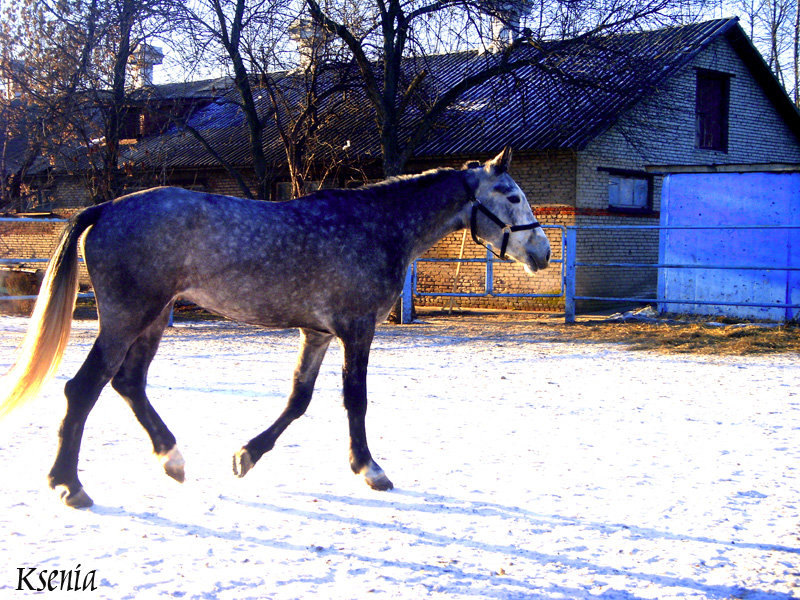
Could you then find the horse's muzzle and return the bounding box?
[526,247,550,272]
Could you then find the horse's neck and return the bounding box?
[398,171,471,261]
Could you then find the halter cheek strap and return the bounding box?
[470,200,541,260]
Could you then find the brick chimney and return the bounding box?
[129,44,164,88]
[289,18,332,70]
[487,1,534,52]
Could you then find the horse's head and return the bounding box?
[464,147,551,273]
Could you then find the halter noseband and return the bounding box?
[469,200,541,260]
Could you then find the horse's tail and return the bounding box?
[0,204,106,418]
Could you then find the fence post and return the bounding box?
[401,263,414,324]
[564,227,577,324]
[485,245,494,295]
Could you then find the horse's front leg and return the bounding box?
[233,328,333,478]
[339,318,393,491]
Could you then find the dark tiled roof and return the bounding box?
[120,18,798,170]
[412,18,744,154]
[137,77,233,101]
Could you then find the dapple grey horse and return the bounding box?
[0,147,550,508]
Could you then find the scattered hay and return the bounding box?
[543,321,800,355]
[415,308,800,356]
[21,300,800,356]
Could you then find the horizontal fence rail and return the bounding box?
[564,224,800,323]
[400,225,566,322]
[0,217,69,223]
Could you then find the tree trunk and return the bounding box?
[103,5,134,203]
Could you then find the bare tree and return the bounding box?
[173,0,295,199]
[299,0,706,321]
[252,17,366,198]
[0,0,179,206]
[0,0,102,209]
[795,0,799,103]
[88,0,178,201]
[305,0,704,177]
[729,0,799,103]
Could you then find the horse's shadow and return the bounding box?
[303,488,800,556]
[90,487,797,600]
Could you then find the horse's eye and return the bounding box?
[507,194,521,204]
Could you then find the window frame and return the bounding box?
[599,167,655,214]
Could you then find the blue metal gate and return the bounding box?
[563,224,800,324]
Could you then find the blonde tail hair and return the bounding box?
[0,205,104,418]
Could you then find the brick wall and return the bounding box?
[414,224,565,311]
[0,216,92,292]
[51,177,93,208]
[0,220,64,267]
[411,150,574,311]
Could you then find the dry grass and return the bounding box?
[64,302,800,356]
[417,308,800,356]
[542,322,800,355]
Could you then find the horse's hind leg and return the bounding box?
[233,328,333,478]
[111,306,184,483]
[48,330,139,508]
[339,317,393,491]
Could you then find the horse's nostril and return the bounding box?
[545,249,551,263]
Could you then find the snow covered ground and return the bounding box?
[0,315,798,599]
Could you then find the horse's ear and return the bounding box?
[487,146,513,174]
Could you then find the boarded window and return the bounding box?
[606,171,652,211]
[695,70,730,151]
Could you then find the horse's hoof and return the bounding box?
[362,463,394,491]
[367,474,394,491]
[55,485,94,509]
[233,448,254,478]
[159,446,185,483]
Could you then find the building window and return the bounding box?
[603,168,653,212]
[695,69,730,152]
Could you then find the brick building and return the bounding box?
[411,18,800,310]
[4,18,800,312]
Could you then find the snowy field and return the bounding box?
[0,314,798,599]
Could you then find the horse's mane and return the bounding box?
[307,167,462,205]
[367,167,458,191]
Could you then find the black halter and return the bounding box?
[470,200,541,260]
